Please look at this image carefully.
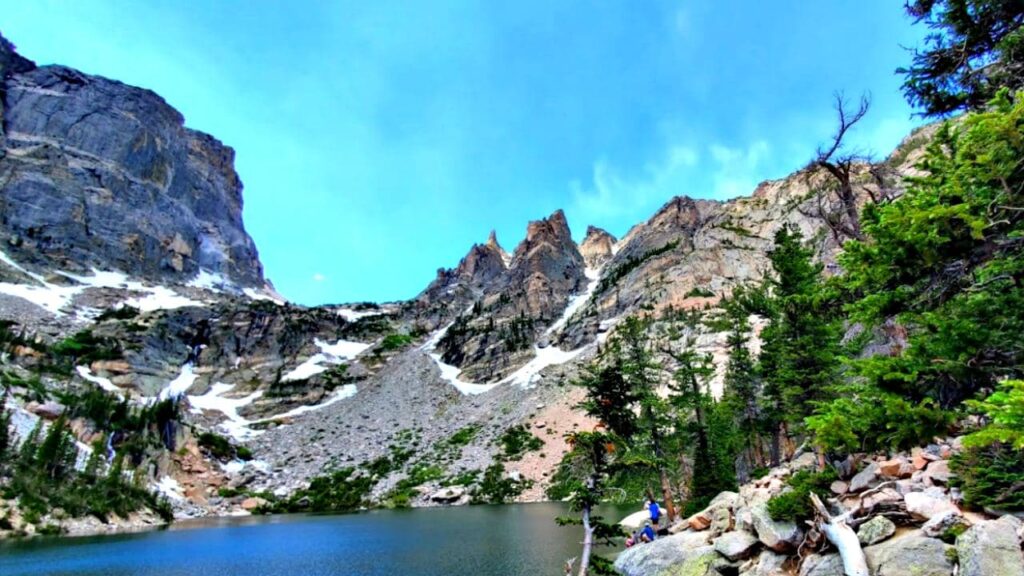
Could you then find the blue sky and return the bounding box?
[2,1,926,305]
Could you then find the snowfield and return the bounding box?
[188,383,265,441]
[158,363,199,400]
[280,338,370,382]
[0,250,207,316]
[76,366,123,394]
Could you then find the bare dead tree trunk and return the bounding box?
[810,492,869,576]
[577,477,595,576]
[805,92,873,243]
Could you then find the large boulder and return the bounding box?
[956,516,1024,576]
[799,553,843,576]
[921,511,971,539]
[714,530,761,561]
[923,460,953,485]
[790,451,818,471]
[864,535,954,576]
[240,497,267,511]
[857,515,896,545]
[620,509,652,531]
[738,550,787,576]
[878,457,913,479]
[614,542,718,576]
[429,486,465,504]
[750,504,803,552]
[905,491,960,520]
[849,462,879,492]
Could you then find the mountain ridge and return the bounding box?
[0,31,938,534]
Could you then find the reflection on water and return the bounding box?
[0,503,634,576]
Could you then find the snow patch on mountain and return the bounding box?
[159,363,199,400]
[280,338,370,382]
[76,366,123,394]
[188,383,265,441]
[0,250,207,315]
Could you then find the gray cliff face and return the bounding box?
[0,34,263,286]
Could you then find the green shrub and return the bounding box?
[269,467,374,513]
[684,287,716,298]
[441,469,480,487]
[96,306,140,322]
[498,425,543,461]
[197,432,251,461]
[446,425,480,447]
[767,468,838,522]
[51,330,122,363]
[471,463,531,504]
[950,442,1024,511]
[595,240,679,295]
[378,333,413,352]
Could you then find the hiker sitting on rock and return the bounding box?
[639,520,656,543]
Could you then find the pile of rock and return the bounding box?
[614,441,1024,576]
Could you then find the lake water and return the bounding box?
[0,503,633,576]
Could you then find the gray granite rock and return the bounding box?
[0,32,263,288]
[957,516,1024,576]
[865,535,954,576]
[714,530,761,561]
[750,503,803,552]
[857,515,896,545]
[614,542,717,576]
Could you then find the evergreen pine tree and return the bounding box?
[616,316,677,521]
[667,343,737,513]
[0,404,10,470]
[718,293,764,474]
[758,225,839,464]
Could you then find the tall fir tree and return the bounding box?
[717,293,764,475]
[666,343,737,514]
[615,316,677,522]
[758,225,839,464]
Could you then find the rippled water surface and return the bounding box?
[0,503,632,576]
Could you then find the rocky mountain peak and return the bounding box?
[579,225,616,269]
[0,33,34,78]
[510,209,577,267]
[455,237,507,287]
[485,229,500,250]
[649,195,707,232]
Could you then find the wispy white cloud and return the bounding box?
[568,140,772,231]
[707,140,770,199]
[569,145,699,226]
[312,273,326,282]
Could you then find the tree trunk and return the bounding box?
[769,426,780,467]
[645,404,677,522]
[578,478,594,576]
[810,492,869,576]
[658,467,674,524]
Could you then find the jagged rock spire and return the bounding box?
[580,225,616,269]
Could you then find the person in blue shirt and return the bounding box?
[639,521,656,543]
[646,497,661,528]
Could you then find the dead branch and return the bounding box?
[810,492,869,576]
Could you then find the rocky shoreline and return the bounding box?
[613,439,1024,576]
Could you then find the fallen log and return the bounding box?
[810,492,869,576]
